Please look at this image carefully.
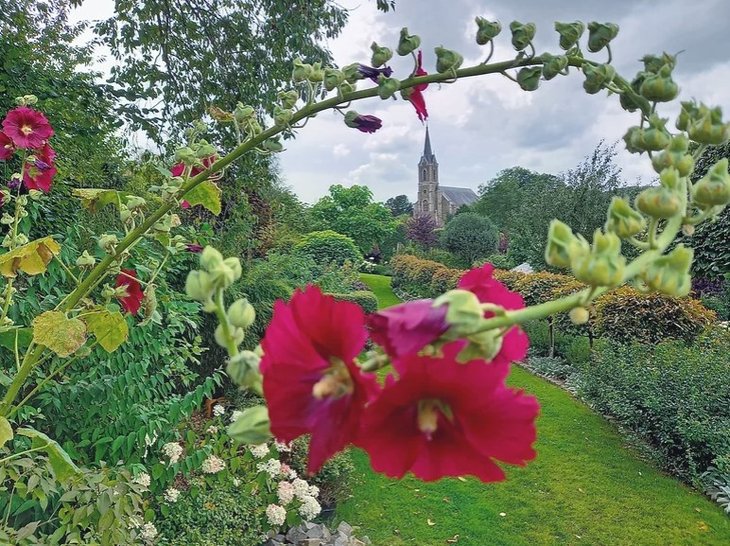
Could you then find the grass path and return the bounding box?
[335,274,730,545]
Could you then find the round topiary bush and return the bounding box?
[293,230,362,266]
[441,213,498,267]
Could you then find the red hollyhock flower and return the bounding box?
[458,263,529,363]
[171,154,218,208]
[368,299,448,359]
[407,50,429,122]
[115,269,144,315]
[23,144,57,192]
[0,131,14,160]
[357,342,539,482]
[2,107,54,149]
[261,285,380,474]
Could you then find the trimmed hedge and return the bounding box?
[330,291,379,314]
[294,230,362,266]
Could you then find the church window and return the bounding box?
[422,168,427,179]
[422,200,429,212]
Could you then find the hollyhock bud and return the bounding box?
[234,103,255,123]
[226,350,262,389]
[623,127,645,154]
[569,307,590,325]
[554,21,585,50]
[228,298,256,329]
[545,220,583,269]
[643,115,671,151]
[370,42,393,67]
[582,63,615,95]
[676,101,699,131]
[228,405,271,444]
[587,22,619,53]
[173,146,196,166]
[517,67,542,91]
[324,68,345,91]
[339,81,357,95]
[98,233,118,253]
[620,76,651,113]
[688,105,730,145]
[571,230,625,287]
[273,105,293,126]
[292,58,313,82]
[651,135,694,177]
[215,323,244,348]
[341,63,362,83]
[308,62,325,82]
[119,205,132,223]
[200,246,224,270]
[185,270,214,302]
[475,17,501,45]
[208,257,242,290]
[509,21,536,51]
[692,158,730,208]
[433,289,485,336]
[278,90,299,109]
[605,197,646,239]
[434,46,464,74]
[343,111,382,133]
[642,52,677,74]
[126,195,147,211]
[377,76,400,99]
[643,245,693,297]
[75,250,96,268]
[635,187,682,219]
[263,138,284,152]
[640,65,679,102]
[541,53,568,80]
[7,175,21,191]
[397,27,421,56]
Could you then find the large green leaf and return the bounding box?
[17,428,81,483]
[0,237,61,278]
[183,180,222,215]
[32,311,87,357]
[71,188,123,213]
[0,416,12,448]
[0,327,32,353]
[82,308,128,353]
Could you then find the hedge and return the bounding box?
[293,230,362,266]
[330,291,379,314]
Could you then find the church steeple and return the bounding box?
[420,126,436,164]
[417,126,439,221]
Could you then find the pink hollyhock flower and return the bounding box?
[0,132,14,160]
[115,269,144,315]
[261,285,380,474]
[23,144,57,193]
[2,107,54,149]
[458,263,529,363]
[171,154,218,208]
[368,299,448,359]
[357,342,539,482]
[407,50,429,122]
[186,243,204,253]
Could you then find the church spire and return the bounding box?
[422,125,434,161]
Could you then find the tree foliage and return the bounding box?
[441,212,498,267]
[385,194,413,216]
[406,215,438,249]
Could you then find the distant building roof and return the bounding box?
[439,186,478,207]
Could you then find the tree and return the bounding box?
[406,215,438,248]
[293,230,362,266]
[385,195,413,216]
[441,213,498,267]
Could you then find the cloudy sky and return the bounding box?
[72,0,730,204]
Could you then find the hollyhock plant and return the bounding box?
[2,106,54,149]
[170,154,218,208]
[23,144,57,192]
[344,111,383,133]
[368,299,448,358]
[0,131,14,160]
[406,50,429,122]
[115,268,144,315]
[357,342,539,482]
[357,63,393,83]
[260,285,380,473]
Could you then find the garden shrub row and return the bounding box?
[330,291,379,314]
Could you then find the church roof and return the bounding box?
[440,186,478,207]
[420,126,436,163]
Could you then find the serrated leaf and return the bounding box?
[17,428,81,483]
[32,311,87,357]
[0,416,12,448]
[71,188,123,213]
[0,237,61,278]
[81,308,128,353]
[183,180,222,215]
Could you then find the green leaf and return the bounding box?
[183,180,222,215]
[17,428,81,483]
[0,416,13,448]
[32,311,87,357]
[0,328,32,353]
[0,236,61,278]
[81,308,128,353]
[71,188,123,213]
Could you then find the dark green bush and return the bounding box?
[293,230,362,266]
[330,291,379,314]
[441,213,498,267]
[581,329,730,481]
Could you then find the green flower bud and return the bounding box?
[582,63,615,94]
[227,405,271,444]
[457,329,504,363]
[370,42,393,68]
[174,146,196,165]
[234,103,255,122]
[377,76,400,99]
[195,140,217,158]
[640,65,679,102]
[142,285,157,324]
[545,220,585,269]
[642,244,693,297]
[688,105,730,145]
[324,68,345,91]
[651,135,694,177]
[215,323,244,349]
[620,76,650,113]
[541,53,568,80]
[308,62,325,82]
[119,205,131,223]
[509,21,536,51]
[292,58,313,82]
[571,230,625,287]
[228,298,256,329]
[475,17,501,45]
[397,27,421,56]
[226,350,262,389]
[682,224,695,237]
[658,167,683,191]
[200,246,224,270]
[75,250,96,268]
[517,67,542,91]
[676,100,699,131]
[642,115,671,151]
[692,158,730,208]
[185,270,214,302]
[635,187,682,219]
[273,105,293,126]
[569,307,590,325]
[339,81,357,95]
[605,197,646,239]
[277,90,299,109]
[587,22,619,53]
[641,52,676,74]
[434,46,464,73]
[623,126,646,154]
[125,196,147,211]
[341,63,362,83]
[208,256,242,290]
[97,233,118,253]
[554,21,585,50]
[262,138,283,153]
[433,289,484,338]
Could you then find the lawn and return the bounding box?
[333,274,730,546]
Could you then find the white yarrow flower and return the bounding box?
[299,495,321,521]
[207,425,219,435]
[163,487,180,503]
[201,455,226,474]
[213,404,225,417]
[162,442,183,465]
[133,472,151,490]
[274,440,291,452]
[250,443,270,459]
[266,504,287,527]
[230,409,244,423]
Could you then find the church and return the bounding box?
[415,127,478,226]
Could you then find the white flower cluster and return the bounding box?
[266,503,287,527]
[201,455,226,474]
[207,425,219,435]
[250,443,270,459]
[277,480,295,506]
[290,477,321,520]
[299,495,321,521]
[213,404,225,417]
[162,442,183,465]
[274,440,291,453]
[257,458,282,478]
[230,409,243,423]
[280,463,297,480]
[133,472,151,491]
[164,487,180,503]
[292,478,311,499]
[140,522,158,543]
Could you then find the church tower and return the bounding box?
[417,127,439,220]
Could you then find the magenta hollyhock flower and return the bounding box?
[186,243,204,253]
[115,269,144,315]
[407,50,429,122]
[261,285,380,474]
[2,107,54,149]
[356,342,539,483]
[357,64,394,83]
[23,144,57,193]
[0,132,14,160]
[171,154,218,208]
[368,299,448,359]
[351,114,383,134]
[458,263,529,363]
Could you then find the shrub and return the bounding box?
[526,355,577,382]
[479,253,517,270]
[390,254,464,298]
[441,212,498,267]
[293,230,362,266]
[582,329,730,481]
[330,291,379,314]
[287,437,355,509]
